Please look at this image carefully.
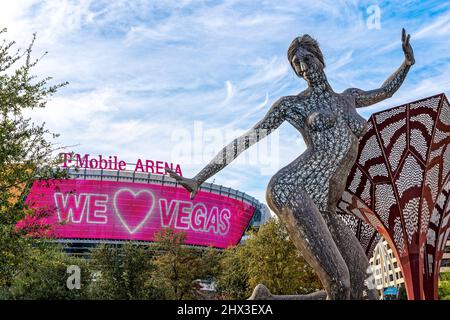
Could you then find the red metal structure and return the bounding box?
[338,93,450,299]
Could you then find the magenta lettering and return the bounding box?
[156,161,163,175]
[158,199,230,235]
[59,153,182,176]
[191,203,207,231]
[27,180,253,248]
[87,194,108,224]
[135,159,144,172]
[54,193,89,223]
[176,201,192,230]
[54,193,108,224]
[159,198,179,227]
[118,160,126,171]
[75,154,89,168]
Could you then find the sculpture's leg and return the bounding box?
[321,210,378,300]
[267,189,351,300]
[249,284,327,300]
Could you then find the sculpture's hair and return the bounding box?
[287,34,325,69]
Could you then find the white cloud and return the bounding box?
[414,11,450,39]
[3,0,450,205]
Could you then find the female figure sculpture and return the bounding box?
[167,29,414,299]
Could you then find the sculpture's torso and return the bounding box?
[267,89,368,212]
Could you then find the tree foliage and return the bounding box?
[0,28,67,287]
[152,229,220,300]
[216,245,250,299]
[3,244,89,300]
[86,232,221,300]
[216,218,322,299]
[87,243,164,300]
[439,272,450,300]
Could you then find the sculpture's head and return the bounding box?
[287,35,325,83]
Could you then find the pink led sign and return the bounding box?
[26,179,256,248]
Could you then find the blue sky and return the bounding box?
[2,0,450,204]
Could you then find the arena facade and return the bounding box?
[26,165,271,256]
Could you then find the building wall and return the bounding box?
[370,235,450,299]
[369,239,404,299]
[442,238,450,273]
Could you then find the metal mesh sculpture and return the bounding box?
[167,29,414,300]
[337,93,450,299]
[339,213,381,258]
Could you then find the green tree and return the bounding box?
[197,246,221,281]
[439,272,450,300]
[152,229,218,300]
[216,219,322,299]
[4,244,89,299]
[88,233,221,300]
[88,243,163,300]
[0,28,67,288]
[216,245,251,299]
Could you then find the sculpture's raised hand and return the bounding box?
[165,168,199,200]
[402,28,415,66]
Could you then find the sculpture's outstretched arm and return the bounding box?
[344,28,415,108]
[166,97,288,199]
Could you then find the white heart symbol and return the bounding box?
[113,188,155,234]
